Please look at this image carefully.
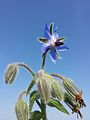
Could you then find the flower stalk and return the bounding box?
[41,100,47,120]
[17,63,35,76]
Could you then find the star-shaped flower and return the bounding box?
[38,23,69,63]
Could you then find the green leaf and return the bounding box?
[30,111,42,120]
[38,37,48,43]
[26,79,35,95]
[48,98,69,115]
[29,90,39,112]
[50,23,53,35]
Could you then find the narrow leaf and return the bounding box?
[48,98,69,115]
[29,90,39,112]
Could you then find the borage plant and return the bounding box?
[4,23,86,120]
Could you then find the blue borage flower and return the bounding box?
[38,23,69,63]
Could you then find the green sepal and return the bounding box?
[48,98,69,115]
[64,93,74,108]
[38,37,48,43]
[54,48,61,59]
[50,23,53,35]
[57,37,65,41]
[63,79,80,96]
[51,78,64,100]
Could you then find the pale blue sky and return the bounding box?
[0,0,90,120]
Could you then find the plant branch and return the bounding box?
[18,91,26,101]
[41,100,47,120]
[17,63,35,76]
[51,73,65,80]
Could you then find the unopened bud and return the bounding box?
[51,79,65,100]
[5,64,18,84]
[15,100,28,120]
[63,78,80,96]
[35,70,52,103]
[15,91,28,120]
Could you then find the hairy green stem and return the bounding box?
[51,73,65,80]
[41,48,50,69]
[17,63,35,76]
[18,91,26,101]
[41,100,47,120]
[42,54,46,69]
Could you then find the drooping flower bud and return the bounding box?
[15,91,28,120]
[51,74,86,119]
[62,77,86,108]
[64,92,83,119]
[4,64,18,84]
[51,78,65,100]
[35,69,52,104]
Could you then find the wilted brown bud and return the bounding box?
[72,104,83,119]
[4,64,18,84]
[62,78,86,108]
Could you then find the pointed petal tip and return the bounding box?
[49,49,57,64]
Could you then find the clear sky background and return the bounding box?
[0,0,90,120]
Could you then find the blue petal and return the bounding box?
[53,33,59,39]
[53,26,59,39]
[41,43,50,53]
[44,24,51,39]
[53,26,58,33]
[56,45,69,51]
[49,48,57,63]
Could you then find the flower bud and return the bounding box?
[4,64,18,84]
[62,78,86,108]
[15,100,28,120]
[63,78,80,96]
[51,79,65,100]
[35,69,52,103]
[15,91,28,120]
[64,92,84,119]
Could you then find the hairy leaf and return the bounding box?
[29,90,39,112]
[30,111,42,120]
[48,98,69,115]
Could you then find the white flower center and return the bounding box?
[50,35,57,47]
